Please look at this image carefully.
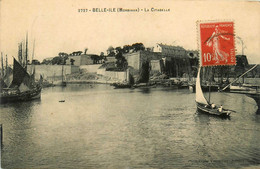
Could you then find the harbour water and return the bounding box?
[0,84,259,168]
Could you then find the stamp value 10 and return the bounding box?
[198,21,236,66]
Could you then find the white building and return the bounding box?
[153,43,187,57]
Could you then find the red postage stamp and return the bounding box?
[198,21,236,66]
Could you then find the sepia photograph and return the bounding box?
[0,0,259,168]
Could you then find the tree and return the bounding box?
[31,59,41,65]
[70,58,75,65]
[115,51,123,60]
[122,45,131,53]
[57,52,69,65]
[131,43,145,52]
[41,59,52,65]
[90,55,100,64]
[115,47,128,70]
[58,52,68,57]
[84,48,88,54]
[77,51,83,55]
[137,61,150,83]
[70,51,82,56]
[52,56,63,65]
[235,55,249,80]
[100,52,105,63]
[107,46,115,56]
[115,47,123,54]
[62,55,69,65]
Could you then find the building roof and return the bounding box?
[157,43,185,51]
[68,54,98,58]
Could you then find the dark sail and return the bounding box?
[0,79,7,89]
[27,66,36,88]
[10,58,30,88]
[3,66,13,87]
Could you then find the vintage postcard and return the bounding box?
[0,0,259,168]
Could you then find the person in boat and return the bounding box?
[211,103,216,109]
[218,105,223,112]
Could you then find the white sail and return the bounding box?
[196,67,208,105]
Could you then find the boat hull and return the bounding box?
[230,85,256,91]
[196,102,231,117]
[0,86,42,104]
[133,83,156,89]
[112,83,132,89]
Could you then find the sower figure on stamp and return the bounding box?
[206,25,230,63]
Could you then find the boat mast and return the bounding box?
[18,42,23,65]
[18,43,20,62]
[30,39,35,75]
[62,65,64,83]
[1,53,4,76]
[25,32,28,70]
[31,39,35,61]
[208,67,212,104]
[5,55,8,73]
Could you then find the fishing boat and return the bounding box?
[195,67,233,117]
[0,33,42,104]
[0,58,42,104]
[229,83,258,91]
[112,82,132,89]
[0,85,41,104]
[133,82,156,89]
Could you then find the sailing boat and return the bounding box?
[0,58,42,104]
[196,67,232,117]
[0,34,42,104]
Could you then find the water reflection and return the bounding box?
[11,101,36,119]
[1,100,41,168]
[196,111,231,120]
[138,88,152,94]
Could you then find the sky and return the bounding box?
[0,0,259,64]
